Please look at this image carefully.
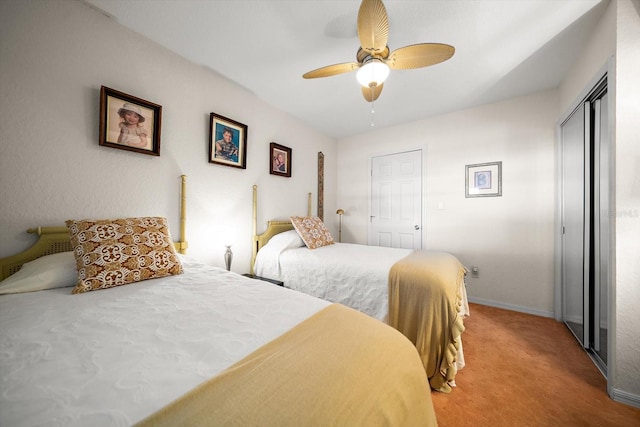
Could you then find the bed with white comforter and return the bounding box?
[1,248,439,426]
[255,238,412,321]
[254,231,469,322]
[0,255,330,426]
[253,229,470,392]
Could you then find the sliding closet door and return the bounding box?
[592,91,610,368]
[561,102,588,347]
[560,75,609,374]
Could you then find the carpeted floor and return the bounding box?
[431,303,640,427]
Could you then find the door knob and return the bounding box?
[414,225,420,230]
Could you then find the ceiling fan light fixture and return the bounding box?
[356,58,389,88]
[302,0,454,104]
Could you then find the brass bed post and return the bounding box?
[251,185,258,275]
[178,175,188,254]
[250,186,313,275]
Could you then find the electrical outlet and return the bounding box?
[471,266,479,278]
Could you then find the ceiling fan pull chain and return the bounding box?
[370,89,375,127]
[370,102,375,127]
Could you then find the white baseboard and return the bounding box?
[564,314,582,324]
[467,296,555,318]
[611,387,640,409]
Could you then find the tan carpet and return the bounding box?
[431,303,640,427]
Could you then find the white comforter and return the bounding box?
[0,258,329,426]
[255,242,412,321]
[254,241,470,375]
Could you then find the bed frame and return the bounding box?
[250,184,312,274]
[0,175,189,281]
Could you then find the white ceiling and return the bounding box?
[83,0,607,139]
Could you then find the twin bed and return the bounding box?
[0,178,439,426]
[252,185,469,392]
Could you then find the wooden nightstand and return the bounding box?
[242,274,284,287]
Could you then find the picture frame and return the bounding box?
[465,161,502,197]
[99,86,162,156]
[209,113,247,169]
[270,142,292,177]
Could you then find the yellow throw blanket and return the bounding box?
[388,250,466,393]
[137,303,437,427]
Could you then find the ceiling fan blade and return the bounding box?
[302,62,359,79]
[362,83,383,102]
[357,0,389,55]
[386,43,455,70]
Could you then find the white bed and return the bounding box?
[255,237,414,320]
[250,186,469,393]
[0,254,330,426]
[0,176,438,425]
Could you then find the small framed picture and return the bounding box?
[209,113,247,169]
[270,142,292,177]
[465,161,502,197]
[99,86,162,156]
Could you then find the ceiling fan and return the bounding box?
[302,0,455,102]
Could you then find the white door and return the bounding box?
[368,150,422,249]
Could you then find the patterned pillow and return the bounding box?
[290,216,335,249]
[66,217,183,294]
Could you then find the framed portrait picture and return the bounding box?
[465,161,502,197]
[99,86,162,156]
[209,113,247,169]
[270,142,292,177]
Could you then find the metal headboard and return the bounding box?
[0,175,188,281]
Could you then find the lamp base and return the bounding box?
[224,245,233,271]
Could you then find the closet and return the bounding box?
[559,73,611,375]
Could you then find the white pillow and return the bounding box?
[0,252,78,294]
[265,230,305,252]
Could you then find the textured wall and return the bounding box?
[337,90,558,317]
[613,0,640,400]
[0,0,337,271]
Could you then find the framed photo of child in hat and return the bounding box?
[99,86,162,156]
